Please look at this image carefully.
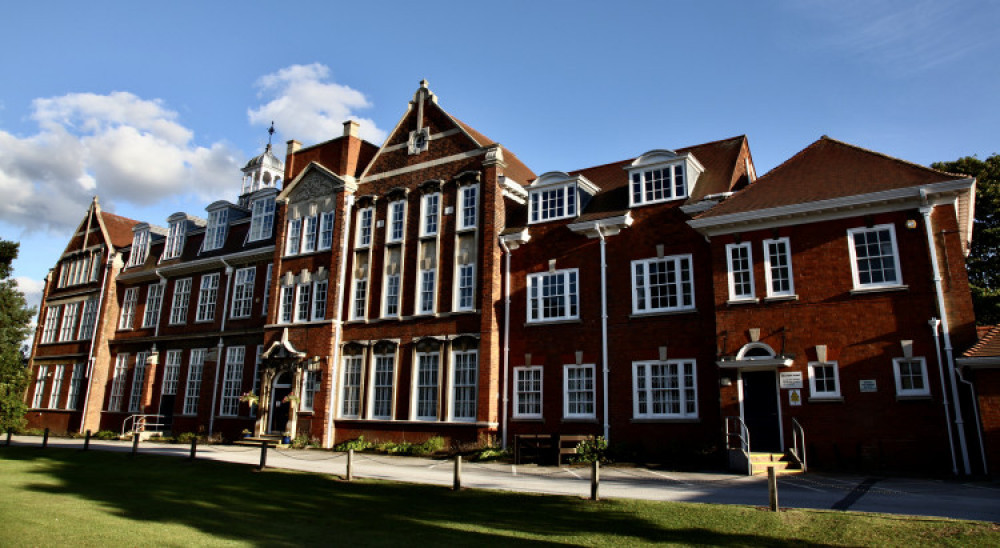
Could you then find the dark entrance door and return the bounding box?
[742,370,781,453]
[157,395,175,432]
[270,375,292,434]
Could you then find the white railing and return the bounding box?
[790,417,807,473]
[724,416,752,475]
[122,414,166,437]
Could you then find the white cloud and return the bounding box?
[0,91,242,233]
[249,63,387,145]
[14,276,44,313]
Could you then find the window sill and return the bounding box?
[630,308,697,319]
[807,396,844,403]
[524,318,582,327]
[561,417,598,423]
[764,294,798,302]
[418,234,438,241]
[456,226,477,233]
[630,417,700,424]
[283,248,334,259]
[628,196,687,209]
[895,394,932,401]
[511,417,544,423]
[726,298,759,306]
[850,284,908,295]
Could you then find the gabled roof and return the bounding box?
[962,325,1000,359]
[452,116,536,184]
[100,211,141,248]
[696,136,961,220]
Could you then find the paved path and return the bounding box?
[4,436,999,523]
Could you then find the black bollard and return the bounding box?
[768,466,779,512]
[42,428,50,449]
[189,437,198,460]
[591,460,600,501]
[346,449,353,481]
[5,430,11,446]
[131,433,139,457]
[258,441,268,471]
[83,430,91,451]
[453,455,462,491]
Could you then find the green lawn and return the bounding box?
[0,446,996,547]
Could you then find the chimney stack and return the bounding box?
[343,120,360,138]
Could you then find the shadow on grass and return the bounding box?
[1,447,834,547]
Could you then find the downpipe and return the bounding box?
[208,259,234,436]
[929,318,958,475]
[499,238,512,451]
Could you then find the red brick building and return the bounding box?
[23,83,993,474]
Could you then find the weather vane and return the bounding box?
[268,121,275,146]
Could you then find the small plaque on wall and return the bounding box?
[860,379,877,392]
[780,371,803,389]
[789,389,802,406]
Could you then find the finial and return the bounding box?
[420,79,429,89]
[268,122,275,146]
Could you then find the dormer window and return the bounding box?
[203,208,229,251]
[127,228,150,267]
[162,217,186,260]
[248,189,277,242]
[627,150,704,207]
[527,172,598,224]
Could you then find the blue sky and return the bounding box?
[2,0,998,321]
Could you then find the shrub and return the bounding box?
[334,436,371,452]
[289,435,319,449]
[472,447,510,462]
[572,436,611,464]
[176,432,198,444]
[413,436,444,456]
[93,430,119,440]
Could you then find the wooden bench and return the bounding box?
[514,434,554,464]
[557,435,592,465]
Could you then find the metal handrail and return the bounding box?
[724,415,751,454]
[122,414,166,437]
[790,417,807,473]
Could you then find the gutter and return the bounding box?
[595,224,610,441]
[78,253,115,433]
[208,259,234,436]
[920,202,971,474]
[325,195,355,448]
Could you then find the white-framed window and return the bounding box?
[632,255,694,314]
[230,267,256,319]
[414,351,440,420]
[127,229,150,267]
[848,224,903,289]
[893,357,930,397]
[59,302,79,341]
[32,365,48,408]
[128,352,149,413]
[632,360,698,418]
[142,284,164,328]
[196,273,219,322]
[340,355,363,418]
[90,253,101,281]
[458,185,478,230]
[383,273,400,317]
[77,298,99,340]
[563,364,596,419]
[169,278,192,325]
[285,218,302,255]
[220,346,245,416]
[456,264,475,311]
[451,350,478,421]
[119,288,138,329]
[356,207,373,248]
[301,215,318,253]
[248,195,276,241]
[387,200,406,243]
[183,349,206,415]
[312,280,328,321]
[162,350,181,396]
[319,211,335,250]
[295,283,311,322]
[250,345,263,417]
[162,220,185,260]
[49,364,66,408]
[726,242,755,301]
[203,208,228,251]
[529,185,577,223]
[527,269,579,322]
[370,353,395,419]
[280,285,295,324]
[629,163,686,206]
[42,305,60,343]
[351,275,367,320]
[421,193,440,237]
[514,366,543,419]
[301,370,321,412]
[108,354,128,411]
[808,361,840,398]
[67,363,84,410]
[418,267,436,315]
[764,238,795,298]
[261,264,272,317]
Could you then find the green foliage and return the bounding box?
[175,432,198,444]
[92,430,120,440]
[333,435,371,452]
[932,154,1000,324]
[290,435,320,449]
[0,240,35,434]
[571,436,611,464]
[332,435,444,456]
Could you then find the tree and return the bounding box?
[0,239,35,433]
[931,154,1000,325]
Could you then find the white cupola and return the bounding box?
[239,123,285,207]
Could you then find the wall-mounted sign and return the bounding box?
[779,371,803,389]
[789,389,802,406]
[860,379,877,393]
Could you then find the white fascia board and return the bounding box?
[567,213,633,238]
[279,162,356,202]
[500,176,528,201]
[115,246,275,281]
[688,178,974,236]
[955,356,1000,369]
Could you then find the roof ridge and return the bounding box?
[818,136,971,180]
[565,135,748,177]
[100,210,141,225]
[677,134,747,151]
